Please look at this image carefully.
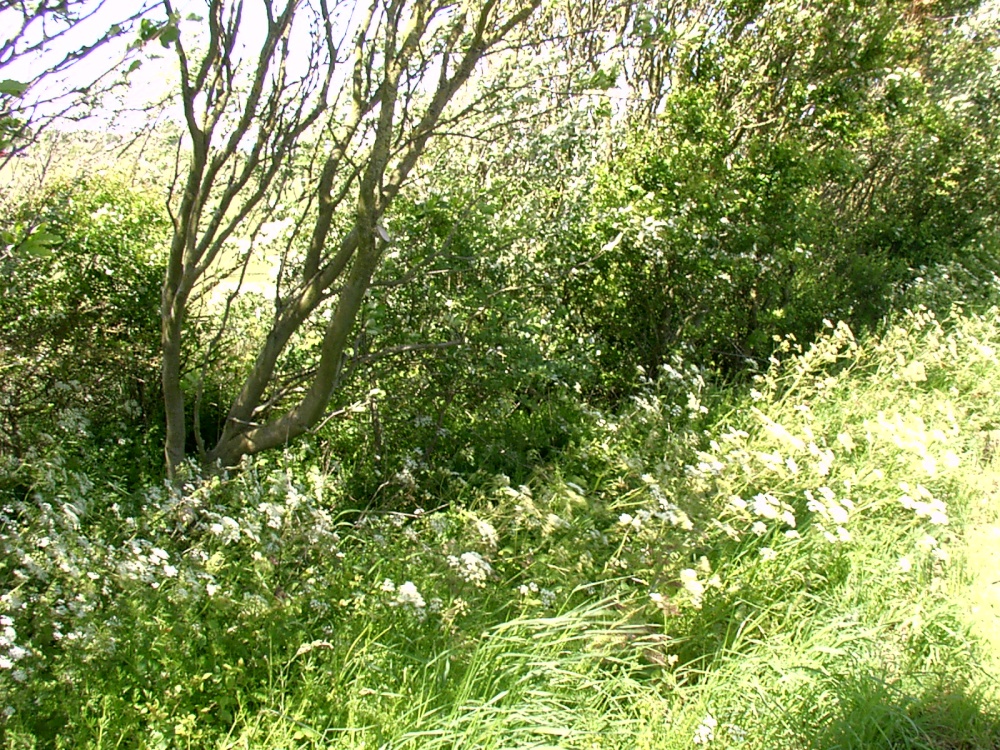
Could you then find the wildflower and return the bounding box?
[540,588,557,607]
[394,582,425,610]
[619,513,640,529]
[725,723,747,743]
[828,503,849,525]
[943,451,960,469]
[380,579,396,593]
[751,521,767,536]
[762,417,805,451]
[899,556,912,572]
[902,360,927,383]
[679,569,706,608]
[210,516,241,544]
[258,502,284,529]
[448,552,493,587]
[693,714,718,745]
[752,493,781,520]
[815,452,834,476]
[837,432,855,452]
[759,547,777,561]
[476,520,499,547]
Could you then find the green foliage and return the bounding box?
[556,0,1000,389]
[2,0,1000,744]
[4,266,1000,746]
[0,178,167,483]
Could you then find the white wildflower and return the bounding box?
[693,714,718,745]
[752,493,780,520]
[680,569,706,608]
[448,552,493,587]
[394,581,425,609]
[476,520,499,547]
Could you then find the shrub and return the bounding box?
[0,177,167,484]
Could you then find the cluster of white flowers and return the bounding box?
[447,551,493,587]
[209,516,243,545]
[518,581,539,596]
[692,713,718,745]
[394,581,426,610]
[0,615,29,681]
[117,542,179,586]
[476,519,499,548]
[257,502,285,530]
[804,486,855,543]
[898,482,949,525]
[619,510,650,530]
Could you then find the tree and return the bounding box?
[159,0,542,477]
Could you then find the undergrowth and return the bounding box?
[3,274,1000,747]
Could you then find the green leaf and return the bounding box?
[159,25,180,48]
[19,230,62,258]
[0,79,28,97]
[29,231,62,246]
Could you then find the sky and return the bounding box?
[0,0,296,133]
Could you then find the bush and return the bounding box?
[0,177,168,484]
